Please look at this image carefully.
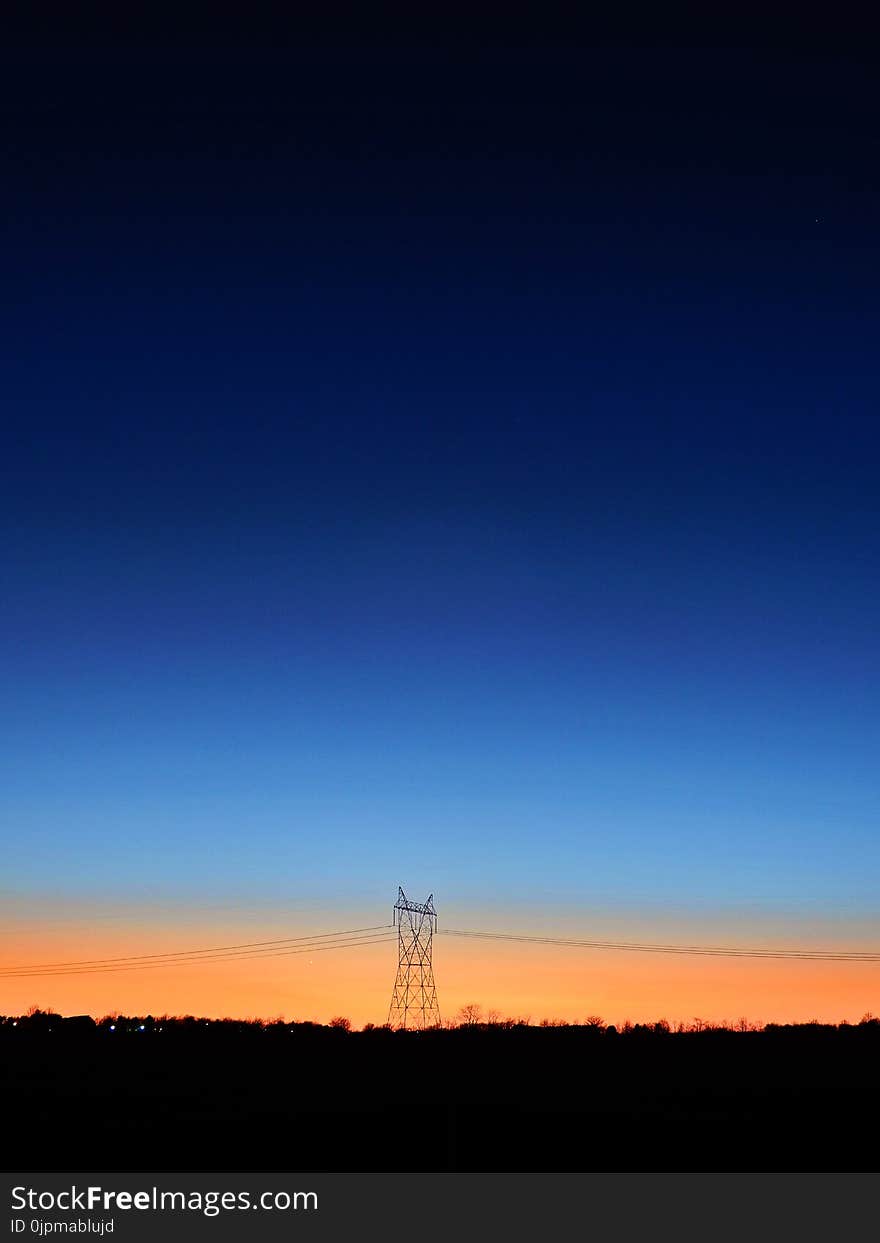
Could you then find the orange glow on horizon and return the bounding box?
[1,914,876,1029]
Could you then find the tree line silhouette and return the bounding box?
[4,1004,879,1171]
[4,1003,879,1035]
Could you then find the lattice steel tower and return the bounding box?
[387,888,441,1030]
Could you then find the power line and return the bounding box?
[0,919,387,974]
[440,928,880,962]
[0,930,395,979]
[0,925,390,974]
[0,935,397,980]
[4,919,879,983]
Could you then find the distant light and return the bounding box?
[109,1025,115,1031]
[139,1024,145,1031]
[12,1021,17,1027]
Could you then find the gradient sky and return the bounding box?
[2,20,879,1025]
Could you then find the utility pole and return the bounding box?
[387,888,440,1030]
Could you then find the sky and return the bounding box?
[2,18,879,1025]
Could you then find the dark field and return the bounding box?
[4,1015,879,1171]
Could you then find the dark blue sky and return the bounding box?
[3,22,879,921]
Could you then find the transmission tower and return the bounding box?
[387,888,441,1030]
